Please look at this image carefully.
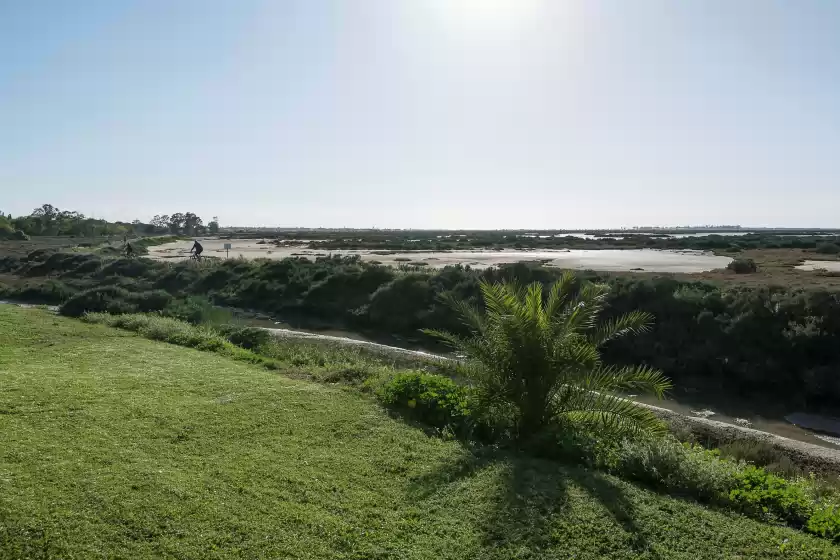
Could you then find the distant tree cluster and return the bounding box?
[0,204,220,238]
[148,213,219,236]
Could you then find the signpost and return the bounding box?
[224,243,232,259]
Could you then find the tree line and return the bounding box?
[0,204,219,238]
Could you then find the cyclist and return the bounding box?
[190,240,204,260]
[124,242,135,258]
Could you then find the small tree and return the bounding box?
[727,258,758,274]
[425,273,671,439]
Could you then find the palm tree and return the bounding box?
[425,272,671,439]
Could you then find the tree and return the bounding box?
[184,212,202,235]
[168,213,185,234]
[208,217,220,234]
[425,273,671,439]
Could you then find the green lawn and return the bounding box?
[0,306,838,559]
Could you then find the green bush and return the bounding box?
[162,296,232,325]
[6,280,75,305]
[727,258,758,274]
[729,466,813,526]
[217,325,272,350]
[60,286,136,317]
[815,242,840,255]
[84,313,235,353]
[807,504,840,541]
[611,437,740,502]
[377,372,472,433]
[131,290,174,313]
[718,440,799,477]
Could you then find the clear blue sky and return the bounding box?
[2,0,839,228]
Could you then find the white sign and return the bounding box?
[223,243,232,250]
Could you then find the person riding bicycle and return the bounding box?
[190,240,204,260]
[124,242,135,258]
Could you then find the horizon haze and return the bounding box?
[2,1,839,229]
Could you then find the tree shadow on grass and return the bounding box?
[409,447,659,557]
[571,468,661,558]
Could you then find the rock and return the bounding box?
[734,418,753,428]
[690,409,716,419]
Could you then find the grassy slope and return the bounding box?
[0,307,838,560]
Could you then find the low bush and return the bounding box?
[162,296,232,325]
[6,280,76,304]
[83,313,237,354]
[217,325,272,350]
[610,437,741,502]
[377,372,472,434]
[729,466,813,526]
[132,290,174,313]
[807,504,840,541]
[815,242,840,255]
[0,256,21,273]
[719,440,799,477]
[60,287,137,317]
[727,258,758,274]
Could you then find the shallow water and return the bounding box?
[796,260,840,272]
[149,239,732,273]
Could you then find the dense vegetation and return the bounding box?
[426,275,671,438]
[3,308,838,558]
[2,250,840,412]
[0,204,219,238]
[247,229,840,254]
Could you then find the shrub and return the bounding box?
[131,290,174,313]
[162,296,232,325]
[611,437,740,502]
[84,313,233,353]
[7,280,75,304]
[727,258,758,274]
[377,372,472,433]
[718,440,799,477]
[0,226,28,240]
[217,325,272,350]
[59,286,136,317]
[807,504,840,541]
[0,256,20,273]
[815,242,840,255]
[729,466,813,525]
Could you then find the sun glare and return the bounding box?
[429,0,544,34]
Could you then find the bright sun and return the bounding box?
[430,0,543,33]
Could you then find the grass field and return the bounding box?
[1,306,839,559]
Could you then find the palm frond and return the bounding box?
[438,292,486,333]
[583,364,671,398]
[545,271,576,320]
[590,311,654,346]
[556,391,668,437]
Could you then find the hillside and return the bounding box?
[0,306,838,559]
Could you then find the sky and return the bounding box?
[2,0,839,229]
